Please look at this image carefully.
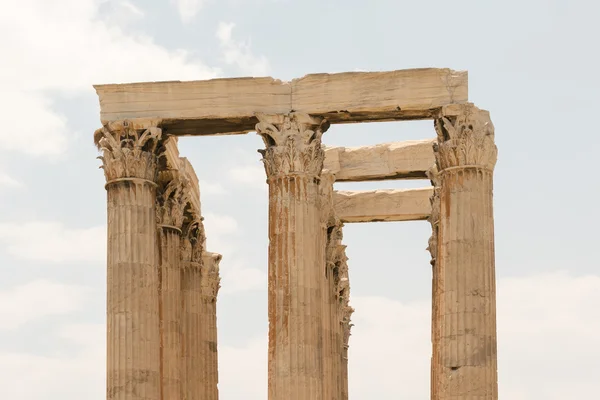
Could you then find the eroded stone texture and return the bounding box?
[201,252,222,400]
[156,167,188,400]
[180,214,206,400]
[432,105,498,400]
[96,121,162,400]
[257,113,329,400]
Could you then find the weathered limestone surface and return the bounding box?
[180,215,206,400]
[200,251,221,400]
[319,173,336,400]
[323,139,435,181]
[257,113,329,400]
[431,104,498,400]
[320,173,353,400]
[156,167,188,400]
[95,69,468,135]
[334,187,433,223]
[96,122,162,400]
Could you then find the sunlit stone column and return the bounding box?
[201,252,222,400]
[257,113,330,400]
[427,164,441,398]
[319,172,336,400]
[180,215,205,400]
[96,121,162,400]
[156,168,187,400]
[431,105,498,399]
[335,236,352,400]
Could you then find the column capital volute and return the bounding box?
[255,113,330,179]
[433,104,497,172]
[95,120,162,185]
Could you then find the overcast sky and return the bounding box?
[1,0,599,399]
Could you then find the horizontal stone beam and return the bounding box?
[334,187,433,223]
[323,139,435,181]
[94,68,468,135]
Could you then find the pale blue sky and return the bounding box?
[0,0,599,399]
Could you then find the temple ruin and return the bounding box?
[94,68,498,399]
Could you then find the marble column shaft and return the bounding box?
[97,122,162,400]
[431,105,498,399]
[257,113,330,400]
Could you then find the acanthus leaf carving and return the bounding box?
[433,105,497,171]
[256,113,330,178]
[156,170,188,230]
[95,121,162,182]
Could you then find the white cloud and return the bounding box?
[2,272,598,399]
[0,222,106,263]
[172,0,206,24]
[216,22,270,76]
[215,271,600,399]
[0,171,23,188]
[0,0,219,158]
[0,281,90,331]
[228,164,267,191]
[199,179,228,195]
[202,213,266,293]
[0,323,104,400]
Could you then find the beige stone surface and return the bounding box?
[94,68,467,134]
[334,187,433,223]
[257,113,329,400]
[323,139,435,181]
[97,123,163,400]
[431,105,498,400]
[94,68,500,400]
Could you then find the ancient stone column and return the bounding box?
[156,168,187,400]
[431,105,498,399]
[180,216,206,400]
[319,173,336,400]
[256,113,330,400]
[95,121,162,400]
[427,164,441,398]
[201,252,222,400]
[334,235,352,400]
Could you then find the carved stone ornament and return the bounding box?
[256,113,330,178]
[95,121,162,183]
[156,170,189,229]
[181,214,205,264]
[426,165,440,266]
[202,254,222,299]
[433,105,497,171]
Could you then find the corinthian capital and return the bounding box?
[433,105,497,171]
[156,170,189,230]
[256,113,330,178]
[95,120,162,183]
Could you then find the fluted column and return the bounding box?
[96,121,162,400]
[156,169,187,400]
[427,165,441,398]
[201,252,222,400]
[319,173,335,400]
[431,105,498,399]
[257,113,330,400]
[335,237,352,400]
[180,217,206,400]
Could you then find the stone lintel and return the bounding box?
[323,139,435,182]
[334,187,433,223]
[94,68,468,135]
